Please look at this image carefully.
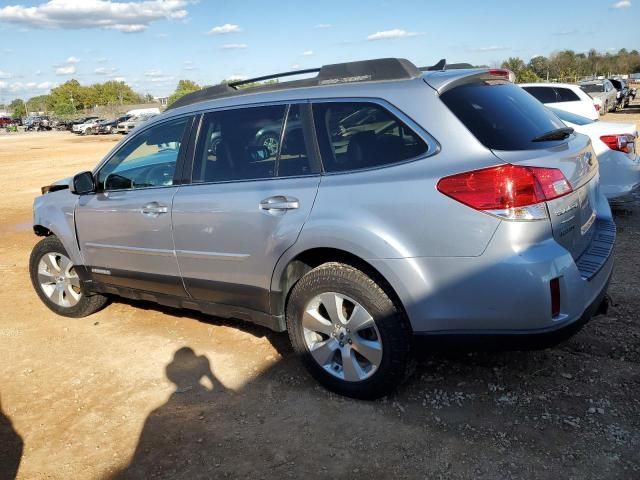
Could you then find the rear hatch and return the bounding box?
[438,76,599,260]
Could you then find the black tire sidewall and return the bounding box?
[286,263,410,399]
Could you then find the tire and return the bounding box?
[29,236,108,318]
[286,262,411,399]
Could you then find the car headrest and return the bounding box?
[346,131,377,168]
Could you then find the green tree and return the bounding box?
[501,57,526,78]
[516,68,540,83]
[8,98,26,118]
[168,80,202,106]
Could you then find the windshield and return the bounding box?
[580,84,603,94]
[547,107,595,126]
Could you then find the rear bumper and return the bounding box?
[370,216,615,335]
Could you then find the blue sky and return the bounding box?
[0,0,637,103]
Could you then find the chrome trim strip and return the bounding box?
[175,249,249,261]
[84,242,174,257]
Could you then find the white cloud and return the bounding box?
[302,50,313,56]
[367,28,419,41]
[226,75,247,82]
[207,23,241,35]
[66,56,80,63]
[113,76,127,82]
[315,23,332,28]
[612,0,631,8]
[0,70,11,79]
[221,43,247,49]
[0,0,189,33]
[96,57,107,63]
[94,66,117,75]
[472,45,510,52]
[0,80,53,93]
[55,65,76,75]
[144,69,173,82]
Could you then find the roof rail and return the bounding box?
[166,57,422,111]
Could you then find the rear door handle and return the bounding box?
[259,195,300,211]
[141,202,169,217]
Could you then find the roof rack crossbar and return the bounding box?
[166,58,423,111]
[229,68,321,89]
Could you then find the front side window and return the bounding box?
[312,102,428,172]
[192,104,317,183]
[97,117,188,191]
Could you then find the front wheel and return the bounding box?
[29,236,108,317]
[286,262,411,399]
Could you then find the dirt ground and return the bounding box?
[0,106,639,480]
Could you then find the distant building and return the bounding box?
[155,96,169,106]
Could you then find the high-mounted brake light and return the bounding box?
[437,165,573,221]
[488,69,516,83]
[600,134,636,155]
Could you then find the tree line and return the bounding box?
[4,79,151,117]
[503,48,640,83]
[3,47,639,117]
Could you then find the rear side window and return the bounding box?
[192,104,317,183]
[441,81,566,151]
[554,88,580,102]
[522,86,557,104]
[312,102,428,172]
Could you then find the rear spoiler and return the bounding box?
[423,68,515,94]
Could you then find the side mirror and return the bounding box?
[70,171,96,195]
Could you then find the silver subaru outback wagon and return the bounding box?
[30,58,615,399]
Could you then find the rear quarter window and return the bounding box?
[441,81,567,151]
[554,88,580,102]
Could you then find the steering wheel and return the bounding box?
[144,163,175,187]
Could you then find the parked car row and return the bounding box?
[29,58,633,399]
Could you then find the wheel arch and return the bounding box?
[271,247,409,330]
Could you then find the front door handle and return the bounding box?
[141,202,169,217]
[259,195,300,211]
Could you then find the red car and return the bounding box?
[0,117,18,127]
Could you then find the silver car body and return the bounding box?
[33,64,615,336]
[579,80,618,113]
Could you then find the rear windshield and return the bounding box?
[440,81,566,151]
[580,84,603,94]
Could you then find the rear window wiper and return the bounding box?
[531,127,574,142]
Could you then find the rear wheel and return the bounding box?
[29,236,108,317]
[286,262,411,399]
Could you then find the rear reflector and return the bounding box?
[550,278,561,317]
[437,164,573,220]
[600,134,636,155]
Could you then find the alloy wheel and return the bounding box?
[37,252,82,307]
[302,292,383,382]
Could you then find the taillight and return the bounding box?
[600,134,636,155]
[437,164,573,220]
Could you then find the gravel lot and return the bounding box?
[0,105,639,479]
